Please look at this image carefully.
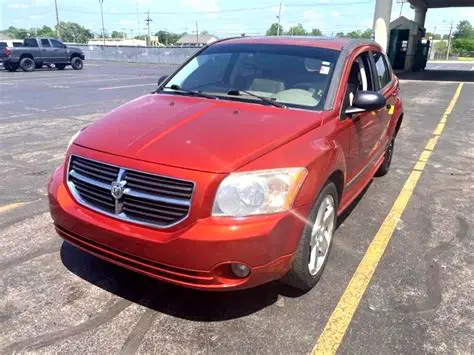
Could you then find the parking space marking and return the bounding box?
[0,202,28,213]
[312,83,464,354]
[97,83,156,90]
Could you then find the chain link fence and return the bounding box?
[73,45,200,65]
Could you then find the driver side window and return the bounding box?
[343,53,373,111]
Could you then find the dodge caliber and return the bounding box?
[49,37,403,291]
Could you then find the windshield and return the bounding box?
[164,43,340,110]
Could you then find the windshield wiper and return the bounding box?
[227,89,286,108]
[161,84,217,100]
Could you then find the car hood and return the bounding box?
[68,46,82,52]
[74,94,324,173]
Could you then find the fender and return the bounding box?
[237,123,347,208]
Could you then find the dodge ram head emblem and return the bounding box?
[111,181,126,199]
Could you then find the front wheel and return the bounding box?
[375,137,395,177]
[71,57,83,70]
[281,182,338,291]
[20,57,35,72]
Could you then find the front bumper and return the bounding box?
[49,164,311,291]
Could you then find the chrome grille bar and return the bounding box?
[67,155,194,228]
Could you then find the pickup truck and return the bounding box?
[3,37,85,72]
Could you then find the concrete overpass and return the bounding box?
[373,0,474,64]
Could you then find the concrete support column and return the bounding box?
[372,0,393,52]
[414,6,427,29]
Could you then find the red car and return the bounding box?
[49,37,403,291]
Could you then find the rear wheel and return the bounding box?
[71,57,83,70]
[20,57,35,72]
[281,182,338,291]
[375,137,395,177]
[55,63,66,70]
[5,63,18,72]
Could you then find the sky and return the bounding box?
[1,0,473,38]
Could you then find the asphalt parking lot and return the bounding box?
[1,61,473,354]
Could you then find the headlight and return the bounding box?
[212,168,307,217]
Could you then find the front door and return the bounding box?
[341,53,380,186]
[50,39,68,63]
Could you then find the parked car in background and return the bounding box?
[49,36,403,291]
[3,37,84,72]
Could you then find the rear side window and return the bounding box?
[13,42,23,47]
[41,39,51,47]
[373,52,392,88]
[24,38,39,47]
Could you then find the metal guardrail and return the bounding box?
[72,45,200,65]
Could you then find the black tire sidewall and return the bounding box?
[20,58,34,72]
[376,137,395,177]
[282,182,339,290]
[71,57,83,70]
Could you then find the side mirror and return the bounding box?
[157,75,168,87]
[346,91,386,115]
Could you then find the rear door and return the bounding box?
[50,39,68,62]
[40,38,54,63]
[370,51,397,153]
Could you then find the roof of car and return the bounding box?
[212,36,379,52]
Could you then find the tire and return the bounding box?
[6,63,18,72]
[281,182,338,291]
[375,137,395,177]
[20,57,35,72]
[71,57,83,70]
[55,63,66,70]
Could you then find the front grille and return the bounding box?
[67,155,194,228]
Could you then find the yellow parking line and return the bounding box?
[0,202,28,213]
[312,82,464,354]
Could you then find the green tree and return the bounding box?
[154,31,181,45]
[452,38,474,54]
[200,30,209,35]
[36,25,56,37]
[111,30,124,38]
[360,28,373,39]
[3,26,28,39]
[266,22,284,36]
[344,29,372,39]
[453,20,473,40]
[426,32,441,40]
[335,32,345,38]
[287,23,307,36]
[434,40,447,54]
[311,28,322,36]
[59,22,93,43]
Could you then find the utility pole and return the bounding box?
[276,2,282,36]
[446,20,454,60]
[54,0,61,39]
[195,21,199,45]
[99,0,105,46]
[145,10,152,46]
[135,0,140,38]
[397,0,407,18]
